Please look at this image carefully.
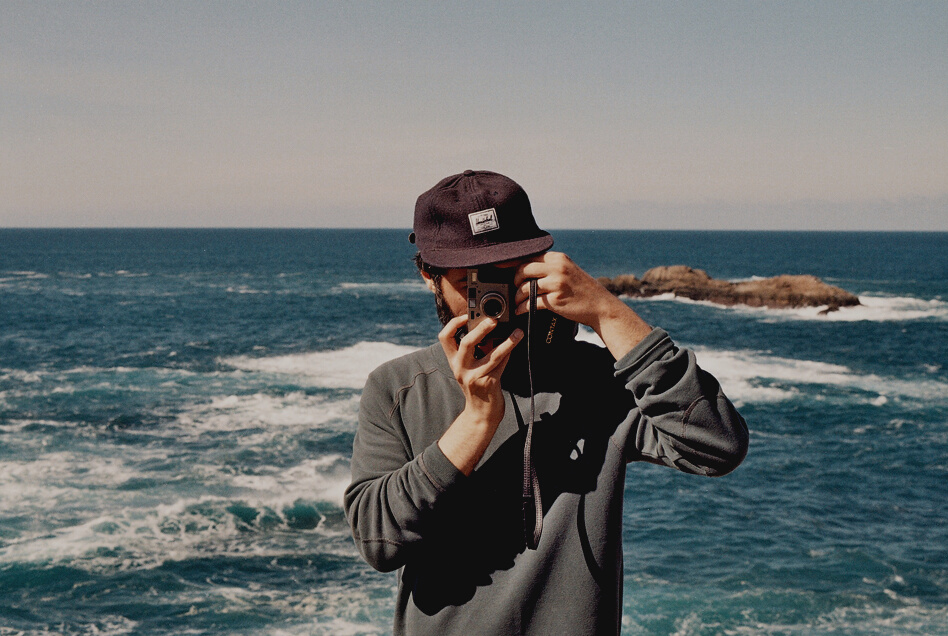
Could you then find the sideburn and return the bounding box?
[431,274,455,326]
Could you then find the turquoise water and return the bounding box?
[1,229,946,634]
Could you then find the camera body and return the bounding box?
[458,266,578,357]
[467,266,516,340]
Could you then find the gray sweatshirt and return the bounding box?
[345,328,747,635]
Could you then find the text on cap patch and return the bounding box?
[468,208,500,235]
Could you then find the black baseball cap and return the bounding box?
[409,170,554,268]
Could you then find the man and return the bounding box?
[344,170,748,635]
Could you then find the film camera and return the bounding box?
[459,266,576,355]
[466,266,517,341]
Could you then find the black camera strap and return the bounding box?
[523,278,543,550]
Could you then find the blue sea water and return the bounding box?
[1,229,946,635]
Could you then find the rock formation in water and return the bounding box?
[598,265,861,313]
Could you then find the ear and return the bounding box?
[420,269,438,293]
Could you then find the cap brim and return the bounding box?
[422,234,554,269]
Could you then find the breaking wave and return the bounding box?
[629,292,948,322]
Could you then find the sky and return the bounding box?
[2,1,946,230]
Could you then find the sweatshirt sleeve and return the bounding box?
[616,328,748,476]
[343,367,465,572]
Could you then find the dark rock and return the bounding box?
[600,265,860,312]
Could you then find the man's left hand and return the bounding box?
[513,252,652,360]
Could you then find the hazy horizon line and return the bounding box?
[2,226,946,234]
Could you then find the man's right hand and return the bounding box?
[436,314,523,475]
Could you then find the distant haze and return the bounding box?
[2,2,946,230]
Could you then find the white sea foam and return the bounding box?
[695,348,848,405]
[0,617,140,635]
[0,452,154,514]
[692,346,948,406]
[173,582,392,634]
[0,366,199,406]
[760,294,948,322]
[628,292,948,322]
[334,280,428,294]
[229,455,351,509]
[173,391,360,436]
[523,328,945,407]
[221,341,419,389]
[726,275,768,283]
[0,505,232,569]
[268,617,386,636]
[1,270,49,278]
[0,271,48,291]
[0,469,357,570]
[225,285,270,294]
[0,368,44,383]
[3,364,173,379]
[694,601,948,636]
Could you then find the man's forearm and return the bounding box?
[438,405,503,476]
[590,293,653,361]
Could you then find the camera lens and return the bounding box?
[480,293,506,318]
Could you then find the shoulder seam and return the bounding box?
[387,367,442,420]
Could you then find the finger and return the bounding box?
[513,278,546,309]
[514,260,549,286]
[513,293,551,316]
[438,315,468,342]
[491,328,524,360]
[456,317,498,358]
[516,251,575,282]
[477,328,524,375]
[438,315,469,352]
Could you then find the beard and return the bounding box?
[431,274,456,327]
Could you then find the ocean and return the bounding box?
[1,229,946,635]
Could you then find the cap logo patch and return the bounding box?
[469,208,500,235]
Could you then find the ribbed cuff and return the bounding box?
[613,328,675,379]
[420,442,466,492]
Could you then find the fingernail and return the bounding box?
[512,329,524,340]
